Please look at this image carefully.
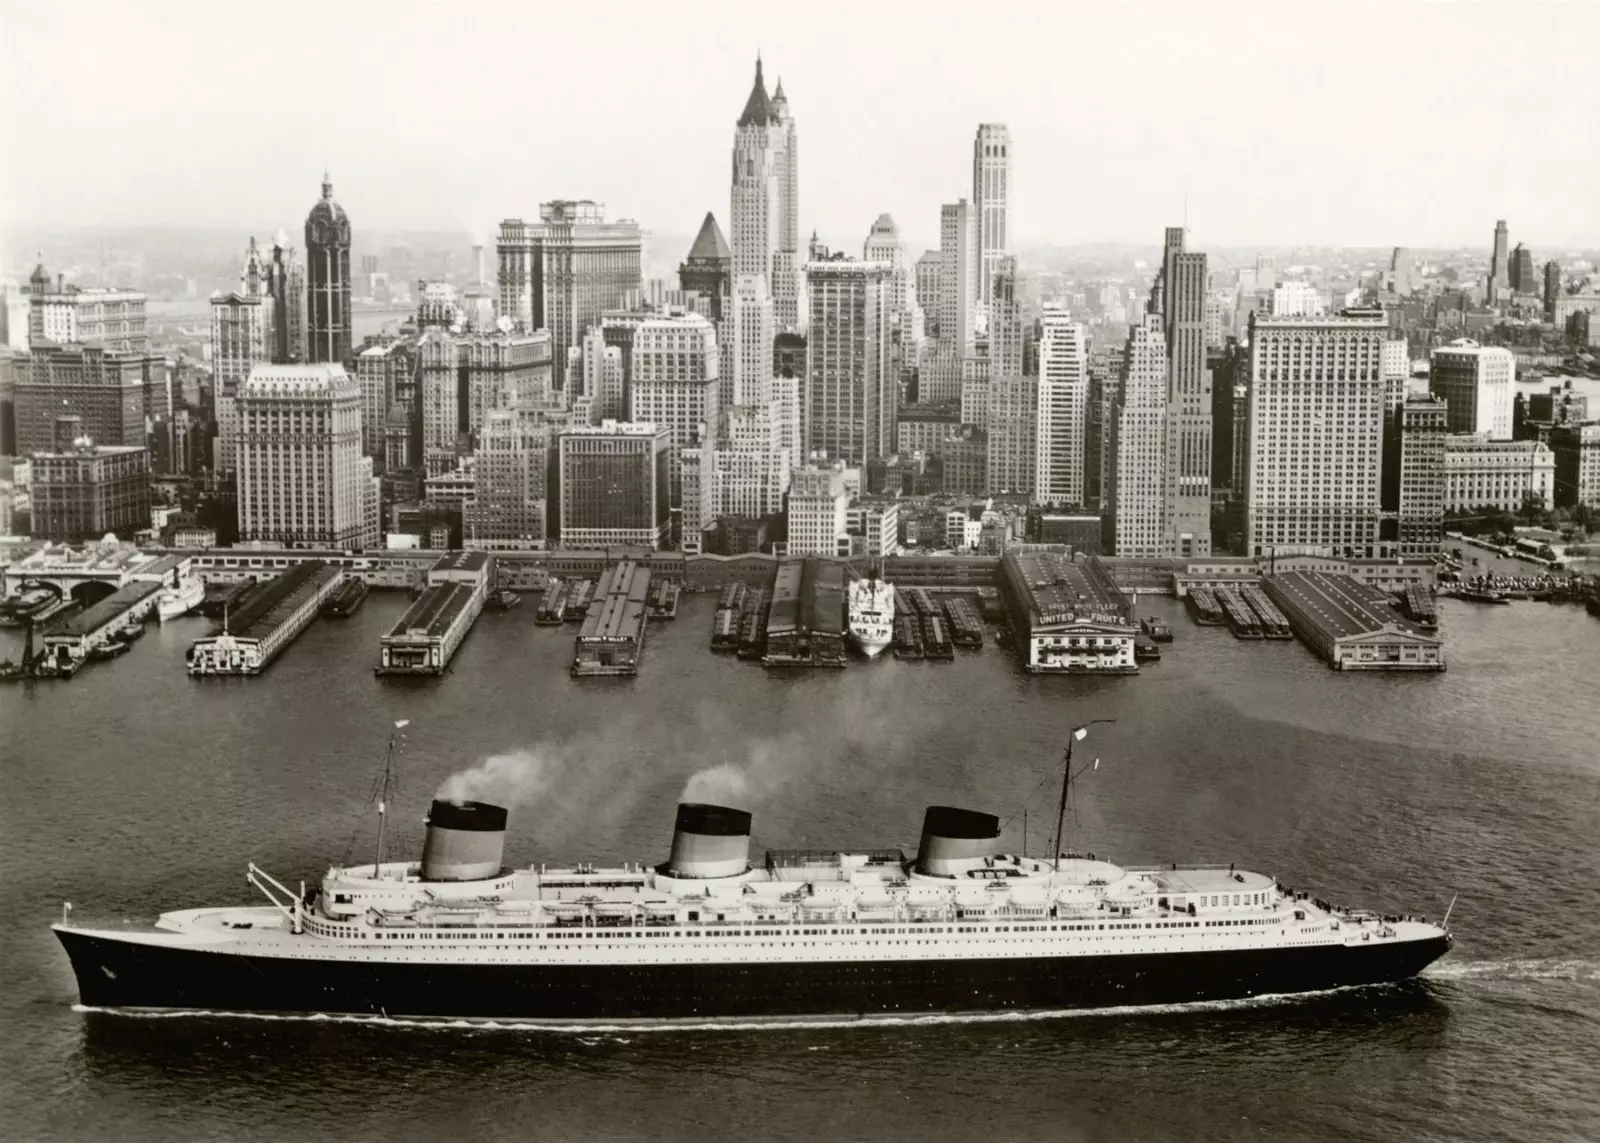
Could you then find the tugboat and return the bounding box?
[487,588,522,611]
[1455,588,1511,605]
[1139,617,1173,642]
[52,720,1454,1022]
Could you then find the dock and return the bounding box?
[1239,584,1293,639]
[1215,586,1262,639]
[921,612,955,660]
[893,614,923,659]
[535,581,568,625]
[37,581,162,677]
[200,579,256,619]
[763,558,847,668]
[572,560,651,677]
[1400,584,1438,630]
[942,597,985,648]
[999,552,1138,673]
[1262,572,1445,672]
[376,553,492,677]
[711,582,747,652]
[564,578,596,622]
[1186,585,1227,626]
[736,588,769,660]
[188,562,342,676]
[646,578,680,620]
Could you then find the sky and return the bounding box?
[2,0,1597,256]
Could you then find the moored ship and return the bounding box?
[54,725,1451,1024]
[847,573,894,658]
[156,576,206,623]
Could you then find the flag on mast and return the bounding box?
[394,719,410,730]
[1073,727,1087,741]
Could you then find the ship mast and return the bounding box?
[373,719,410,877]
[1052,719,1114,872]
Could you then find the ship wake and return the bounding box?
[1422,956,1600,982]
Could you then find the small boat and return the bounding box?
[323,578,370,618]
[487,589,522,611]
[156,576,205,622]
[117,621,146,641]
[1455,589,1511,605]
[88,639,131,662]
[1139,617,1173,642]
[1134,635,1162,662]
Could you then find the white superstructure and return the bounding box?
[156,576,204,622]
[848,575,894,657]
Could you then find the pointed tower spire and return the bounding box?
[322,169,333,199]
[737,55,773,126]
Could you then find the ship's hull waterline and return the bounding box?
[56,927,1449,1023]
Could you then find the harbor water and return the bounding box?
[2,587,1597,1142]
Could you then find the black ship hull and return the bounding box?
[56,928,1450,1023]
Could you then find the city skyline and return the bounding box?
[4,1,1599,253]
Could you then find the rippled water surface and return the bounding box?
[3,586,1597,1142]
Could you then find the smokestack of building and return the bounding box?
[420,799,508,881]
[914,806,1000,877]
[666,803,752,879]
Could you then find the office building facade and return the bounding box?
[1033,307,1088,506]
[557,421,671,548]
[1430,339,1515,440]
[305,173,353,365]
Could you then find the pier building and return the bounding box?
[377,552,492,676]
[762,557,847,668]
[999,551,1137,673]
[187,561,342,676]
[572,559,651,676]
[1262,571,1444,671]
[38,580,161,672]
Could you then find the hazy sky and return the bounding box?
[3,0,1596,255]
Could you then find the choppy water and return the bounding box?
[2,584,1597,1142]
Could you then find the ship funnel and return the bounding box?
[667,802,752,879]
[421,799,508,881]
[915,805,1000,877]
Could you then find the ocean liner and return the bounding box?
[847,572,894,658]
[55,726,1452,1023]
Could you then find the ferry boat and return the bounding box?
[847,573,894,658]
[156,576,205,622]
[53,724,1452,1022]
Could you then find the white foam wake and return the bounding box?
[70,983,1406,1034]
[1422,957,1600,982]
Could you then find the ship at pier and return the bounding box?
[54,725,1452,1024]
[847,570,894,658]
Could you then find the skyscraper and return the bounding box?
[1544,260,1563,322]
[1247,311,1388,557]
[237,364,370,549]
[1429,339,1515,440]
[627,312,720,520]
[1033,307,1088,506]
[266,232,305,365]
[210,284,269,476]
[465,406,554,549]
[938,199,977,354]
[803,257,892,465]
[985,375,1036,497]
[729,57,800,331]
[418,328,553,476]
[1161,229,1212,555]
[1398,397,1447,557]
[972,124,1011,322]
[496,202,643,388]
[1490,219,1510,295]
[915,251,942,341]
[1108,312,1170,556]
[304,173,352,365]
[989,256,1023,379]
[557,421,671,548]
[1509,243,1535,295]
[677,212,733,323]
